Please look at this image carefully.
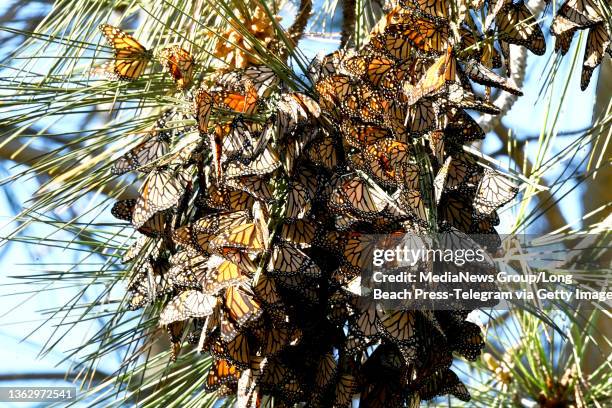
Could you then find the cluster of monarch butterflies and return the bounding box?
[99,0,594,406]
[549,0,611,90]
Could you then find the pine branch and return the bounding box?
[492,121,569,231]
[0,136,139,200]
[340,0,356,48]
[0,371,111,383]
[287,0,313,44]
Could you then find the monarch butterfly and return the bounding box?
[349,153,395,189]
[342,54,368,78]
[342,90,364,119]
[112,131,170,175]
[351,85,389,124]
[203,185,255,211]
[111,199,167,237]
[280,219,316,247]
[280,130,320,174]
[439,192,474,232]
[474,169,518,216]
[553,23,577,55]
[417,369,470,402]
[166,320,185,362]
[397,188,428,222]
[363,139,411,183]
[219,311,239,343]
[225,175,274,202]
[378,64,411,97]
[224,286,263,326]
[444,109,486,144]
[132,167,190,228]
[462,59,523,95]
[435,152,477,193]
[314,230,351,254]
[472,211,501,237]
[172,211,248,254]
[157,45,194,88]
[211,118,257,179]
[344,325,372,356]
[126,263,166,310]
[450,321,485,361]
[217,247,258,275]
[443,82,501,114]
[194,88,213,134]
[363,343,404,376]
[341,233,380,274]
[351,299,382,337]
[267,240,322,278]
[406,100,437,135]
[167,250,207,289]
[277,92,321,135]
[314,74,352,112]
[383,101,410,140]
[221,118,259,162]
[554,0,604,28]
[384,99,437,142]
[331,264,360,285]
[311,353,337,394]
[377,310,416,345]
[192,210,252,235]
[94,24,151,81]
[334,374,357,407]
[326,289,350,323]
[403,46,455,106]
[253,273,282,305]
[173,223,215,255]
[306,131,339,170]
[329,175,390,219]
[210,333,251,369]
[428,130,445,163]
[254,322,302,356]
[495,1,546,56]
[204,258,247,294]
[384,16,451,58]
[410,0,451,20]
[121,235,162,264]
[581,23,610,90]
[399,162,421,191]
[258,357,290,388]
[212,222,266,254]
[243,65,279,97]
[307,49,347,82]
[433,157,452,204]
[205,359,241,392]
[341,120,390,149]
[224,146,281,178]
[368,5,402,41]
[213,81,258,115]
[171,133,205,169]
[284,182,312,221]
[459,26,503,69]
[159,289,217,325]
